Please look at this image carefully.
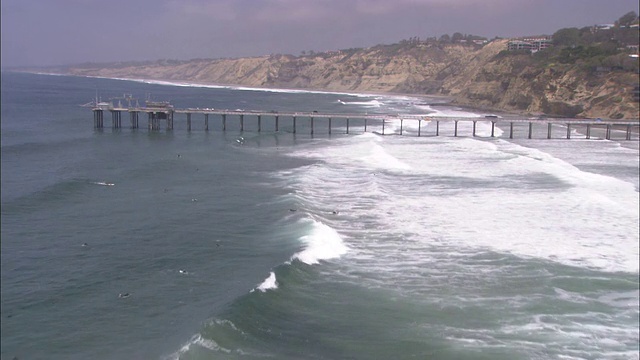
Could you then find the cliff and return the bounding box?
[61,39,639,119]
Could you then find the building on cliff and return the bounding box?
[507,38,553,53]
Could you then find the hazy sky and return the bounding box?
[1,0,638,67]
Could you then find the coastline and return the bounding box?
[24,70,451,101]
[68,71,638,145]
[15,70,514,116]
[10,70,640,122]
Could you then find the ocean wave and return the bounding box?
[163,333,232,360]
[285,132,411,172]
[2,178,103,214]
[281,131,639,273]
[338,99,383,107]
[417,105,482,118]
[0,137,92,155]
[292,218,348,265]
[362,141,411,170]
[252,271,278,292]
[70,74,394,98]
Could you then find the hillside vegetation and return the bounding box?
[56,13,639,119]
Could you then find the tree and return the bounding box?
[439,34,450,43]
[553,27,580,46]
[452,32,464,42]
[616,11,638,27]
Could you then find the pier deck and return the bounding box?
[91,105,640,141]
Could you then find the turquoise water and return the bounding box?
[1,72,638,360]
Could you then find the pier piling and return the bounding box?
[94,110,104,129]
[111,111,122,129]
[129,111,139,129]
[88,105,638,141]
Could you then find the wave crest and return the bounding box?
[293,219,348,265]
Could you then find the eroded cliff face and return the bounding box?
[439,41,639,118]
[64,39,639,118]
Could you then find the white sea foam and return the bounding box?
[362,142,412,170]
[163,333,231,360]
[418,105,481,118]
[405,139,638,272]
[287,132,410,172]
[292,219,348,265]
[597,290,640,308]
[91,181,115,186]
[283,130,639,273]
[75,74,390,98]
[254,271,278,292]
[338,99,384,107]
[476,120,504,137]
[494,313,639,357]
[380,116,504,138]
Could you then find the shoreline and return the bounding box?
[9,70,640,122]
[14,70,452,102]
[7,70,506,115]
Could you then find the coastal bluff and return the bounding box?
[57,39,638,119]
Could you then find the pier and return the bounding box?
[91,103,639,141]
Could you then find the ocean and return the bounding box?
[1,71,638,360]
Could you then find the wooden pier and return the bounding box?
[92,104,639,141]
